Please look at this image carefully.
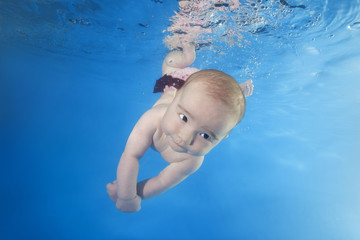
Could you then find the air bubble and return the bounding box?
[347,22,360,30]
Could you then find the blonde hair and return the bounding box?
[181,69,246,124]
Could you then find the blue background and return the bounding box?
[1,0,360,239]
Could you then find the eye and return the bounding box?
[179,114,188,122]
[200,133,211,141]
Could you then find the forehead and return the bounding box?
[181,80,214,100]
[179,80,211,101]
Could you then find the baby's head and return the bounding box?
[162,69,246,156]
[181,69,245,123]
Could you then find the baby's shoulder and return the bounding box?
[132,106,165,136]
[140,105,166,125]
[136,104,168,135]
[149,102,168,117]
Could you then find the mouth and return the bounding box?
[169,136,186,152]
[174,141,185,150]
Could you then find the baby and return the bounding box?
[106,44,253,213]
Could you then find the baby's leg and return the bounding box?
[239,79,254,98]
[106,180,118,203]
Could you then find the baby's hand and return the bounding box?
[106,181,141,213]
[106,180,119,203]
[239,79,254,98]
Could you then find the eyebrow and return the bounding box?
[178,104,193,119]
[177,104,219,141]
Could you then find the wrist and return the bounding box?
[117,195,138,201]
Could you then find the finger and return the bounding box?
[106,183,117,196]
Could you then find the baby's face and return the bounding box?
[162,81,238,156]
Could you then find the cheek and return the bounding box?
[194,141,219,155]
[188,145,211,156]
[187,139,215,156]
[161,111,178,135]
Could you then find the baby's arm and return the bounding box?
[113,109,159,212]
[137,157,203,199]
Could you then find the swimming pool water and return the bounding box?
[1,0,360,239]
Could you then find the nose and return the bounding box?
[178,126,196,146]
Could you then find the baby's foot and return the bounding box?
[239,79,254,97]
[163,85,177,92]
[106,180,118,203]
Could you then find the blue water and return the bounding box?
[1,0,359,239]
